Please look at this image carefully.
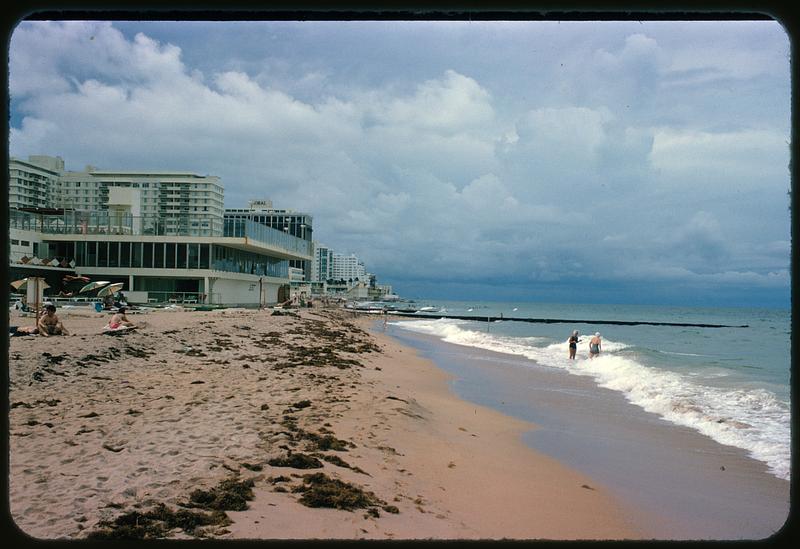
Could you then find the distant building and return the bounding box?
[225,199,313,280]
[331,253,366,283]
[312,243,334,283]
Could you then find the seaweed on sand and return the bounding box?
[305,431,354,451]
[268,452,323,469]
[294,472,384,511]
[313,453,369,475]
[184,477,255,512]
[87,503,230,539]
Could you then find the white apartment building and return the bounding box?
[11,155,225,236]
[312,243,334,283]
[8,156,310,306]
[331,253,367,282]
[9,155,64,209]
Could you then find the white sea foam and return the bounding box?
[395,318,790,481]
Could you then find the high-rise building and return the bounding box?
[312,243,334,282]
[8,156,311,305]
[331,253,366,282]
[10,155,225,236]
[9,155,64,209]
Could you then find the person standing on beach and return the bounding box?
[589,332,602,359]
[568,330,579,359]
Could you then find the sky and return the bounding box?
[7,17,792,307]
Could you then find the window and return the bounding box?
[154,243,164,268]
[98,241,108,267]
[143,242,153,268]
[131,242,141,268]
[11,239,18,245]
[176,243,187,269]
[108,242,119,267]
[200,244,210,269]
[120,242,131,268]
[188,244,199,269]
[20,240,30,246]
[164,242,175,269]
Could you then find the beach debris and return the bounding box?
[87,503,231,539]
[102,443,125,453]
[305,431,354,452]
[581,484,595,490]
[293,472,390,513]
[184,477,255,512]
[268,452,323,469]
[312,453,369,475]
[11,398,61,409]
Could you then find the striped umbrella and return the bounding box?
[10,278,50,291]
[79,280,111,294]
[96,282,124,297]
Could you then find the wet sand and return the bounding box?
[7,306,639,540]
[389,324,791,540]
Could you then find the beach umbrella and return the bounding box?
[10,278,50,291]
[96,282,124,297]
[79,280,111,294]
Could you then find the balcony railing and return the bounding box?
[9,209,223,237]
[223,219,313,258]
[9,209,313,258]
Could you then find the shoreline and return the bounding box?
[385,321,790,540]
[8,306,639,540]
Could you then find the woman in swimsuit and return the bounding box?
[108,307,135,330]
[568,330,579,359]
[589,332,602,359]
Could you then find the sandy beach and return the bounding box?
[7,305,640,540]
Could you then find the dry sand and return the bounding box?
[7,306,641,540]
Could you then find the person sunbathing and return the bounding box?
[107,307,136,330]
[38,304,69,336]
[10,325,38,336]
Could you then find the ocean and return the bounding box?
[387,300,791,483]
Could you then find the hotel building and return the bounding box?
[8,156,311,306]
[224,200,313,281]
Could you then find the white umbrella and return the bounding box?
[96,282,124,297]
[79,280,111,294]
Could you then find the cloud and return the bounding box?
[649,128,789,182]
[7,21,791,306]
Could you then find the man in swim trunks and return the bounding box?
[38,304,69,336]
[589,332,602,359]
[568,330,579,359]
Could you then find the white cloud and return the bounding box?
[7,20,791,304]
[649,128,789,182]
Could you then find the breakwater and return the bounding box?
[388,312,747,328]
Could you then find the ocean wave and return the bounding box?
[395,318,790,481]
